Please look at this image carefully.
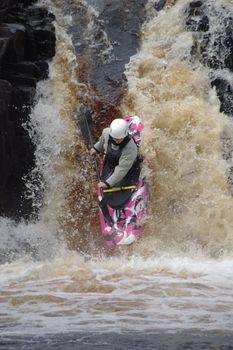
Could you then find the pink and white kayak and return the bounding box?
[98,116,148,249]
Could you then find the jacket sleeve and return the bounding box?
[106,140,138,187]
[93,130,105,153]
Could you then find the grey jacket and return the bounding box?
[94,127,138,187]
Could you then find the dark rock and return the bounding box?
[185,2,209,32]
[0,37,11,64]
[0,1,56,219]
[0,0,17,10]
[185,1,233,122]
[189,1,203,8]
[88,0,146,126]
[154,0,167,11]
[67,0,147,132]
[24,24,37,61]
[0,24,26,62]
[33,25,56,60]
[5,61,41,78]
[223,17,233,71]
[5,9,26,24]
[198,34,222,69]
[37,39,56,60]
[186,13,209,32]
[33,25,56,42]
[0,80,12,196]
[34,60,49,80]
[0,79,12,130]
[18,0,36,6]
[11,85,36,131]
[2,132,36,218]
[197,17,233,72]
[26,6,55,23]
[211,78,233,116]
[0,67,37,87]
[186,2,233,73]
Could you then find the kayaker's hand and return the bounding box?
[98,181,108,189]
[90,148,97,156]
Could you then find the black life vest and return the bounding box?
[104,135,131,170]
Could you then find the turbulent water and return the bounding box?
[1,0,233,347]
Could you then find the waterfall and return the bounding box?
[1,0,233,340]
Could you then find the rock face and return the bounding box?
[154,0,167,12]
[88,0,146,117]
[67,0,147,138]
[185,1,233,117]
[0,0,55,219]
[185,0,233,185]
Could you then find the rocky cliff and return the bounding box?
[0,0,56,219]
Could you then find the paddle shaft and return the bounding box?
[103,186,136,193]
[83,111,100,180]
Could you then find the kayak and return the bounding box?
[97,116,148,248]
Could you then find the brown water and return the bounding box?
[1,0,233,346]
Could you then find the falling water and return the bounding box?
[121,0,233,258]
[1,0,233,346]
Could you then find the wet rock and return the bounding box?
[0,68,37,87]
[0,0,16,11]
[0,1,56,219]
[211,78,233,117]
[11,85,36,131]
[185,2,233,120]
[199,18,233,71]
[0,80,12,197]
[5,61,41,78]
[223,17,233,72]
[19,0,37,6]
[64,0,147,137]
[186,13,209,32]
[186,2,233,72]
[93,0,146,119]
[0,37,10,64]
[27,6,55,23]
[189,1,203,8]
[154,0,167,12]
[0,24,26,62]
[185,1,209,32]
[36,38,56,60]
[33,60,49,80]
[24,25,37,61]
[26,10,56,60]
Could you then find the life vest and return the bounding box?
[101,134,142,187]
[104,135,131,169]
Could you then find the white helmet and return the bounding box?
[110,119,128,138]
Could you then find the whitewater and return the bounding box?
[1,0,233,345]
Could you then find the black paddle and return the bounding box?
[82,110,114,224]
[82,109,100,180]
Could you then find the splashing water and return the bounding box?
[121,0,233,258]
[1,0,233,338]
[25,16,99,252]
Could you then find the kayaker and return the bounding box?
[90,118,138,189]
